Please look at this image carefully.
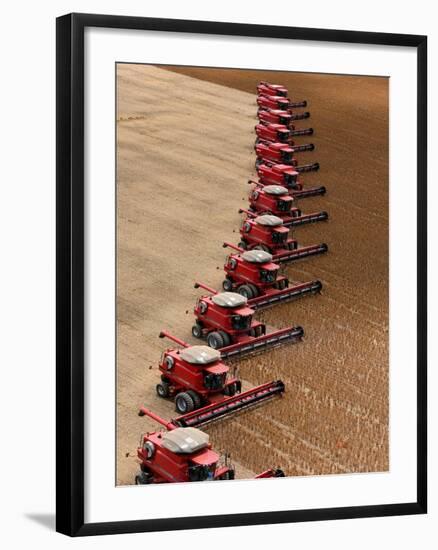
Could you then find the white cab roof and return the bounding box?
[162,428,209,454]
[179,345,221,365]
[211,292,247,308]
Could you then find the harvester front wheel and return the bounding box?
[207,331,224,349]
[187,390,202,409]
[223,382,237,397]
[135,470,153,485]
[238,284,255,299]
[238,240,248,250]
[218,330,231,347]
[175,392,195,414]
[248,283,259,297]
[191,323,203,339]
[156,382,170,399]
[276,279,287,290]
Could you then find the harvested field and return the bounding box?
[116,63,388,485]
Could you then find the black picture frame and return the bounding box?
[56,12,427,537]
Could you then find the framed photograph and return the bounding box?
[56,13,427,536]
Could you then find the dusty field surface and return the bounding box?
[116,64,388,485]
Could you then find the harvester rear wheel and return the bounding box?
[156,382,170,398]
[187,390,202,409]
[175,392,195,414]
[222,278,233,292]
[191,322,203,339]
[238,284,255,299]
[207,331,224,349]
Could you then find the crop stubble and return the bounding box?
[116,63,388,484]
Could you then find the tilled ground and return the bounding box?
[116,64,388,485]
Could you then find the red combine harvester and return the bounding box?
[248,184,328,226]
[237,210,328,263]
[256,82,307,109]
[255,123,313,145]
[255,141,315,169]
[253,164,326,199]
[191,282,303,359]
[257,81,289,98]
[135,407,285,484]
[221,242,322,306]
[258,108,310,127]
[155,330,286,415]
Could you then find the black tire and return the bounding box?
[223,382,236,397]
[220,469,235,480]
[156,382,170,398]
[238,284,255,299]
[276,279,287,290]
[255,158,263,168]
[250,325,264,337]
[222,278,233,292]
[175,392,195,414]
[187,390,202,410]
[135,470,152,485]
[248,283,259,297]
[238,240,248,250]
[191,323,203,339]
[274,468,285,477]
[218,330,231,347]
[207,331,225,349]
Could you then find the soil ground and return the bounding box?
[116,64,388,485]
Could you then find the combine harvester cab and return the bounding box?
[255,162,325,199]
[255,141,315,169]
[257,81,307,109]
[135,408,235,484]
[257,81,289,98]
[221,242,322,309]
[248,184,328,227]
[136,408,285,483]
[156,331,241,414]
[257,94,307,112]
[191,282,303,360]
[237,211,328,264]
[258,108,310,127]
[255,123,314,145]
